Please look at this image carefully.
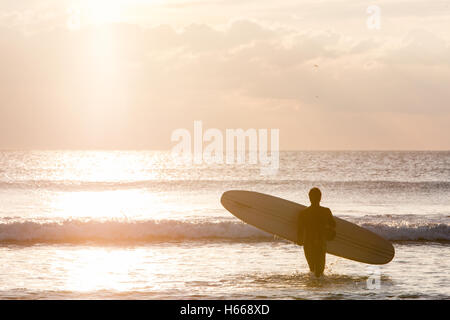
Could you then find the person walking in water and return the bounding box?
[298,187,336,278]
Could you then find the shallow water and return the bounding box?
[0,242,448,299]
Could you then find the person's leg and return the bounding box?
[303,242,315,272]
[314,242,326,278]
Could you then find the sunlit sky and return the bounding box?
[1,0,449,150]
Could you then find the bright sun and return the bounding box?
[86,0,123,25]
[68,0,165,30]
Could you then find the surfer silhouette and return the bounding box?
[298,187,336,278]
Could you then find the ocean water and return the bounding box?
[0,151,448,299]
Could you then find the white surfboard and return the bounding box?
[221,190,395,265]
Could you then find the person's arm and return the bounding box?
[327,208,336,229]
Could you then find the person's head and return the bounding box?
[308,187,322,206]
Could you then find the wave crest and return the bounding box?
[0,219,269,243]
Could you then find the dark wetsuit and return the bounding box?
[298,205,336,277]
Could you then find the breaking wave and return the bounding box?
[0,219,448,244]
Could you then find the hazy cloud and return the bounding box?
[0,2,449,149]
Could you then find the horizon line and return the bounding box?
[0,149,448,152]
